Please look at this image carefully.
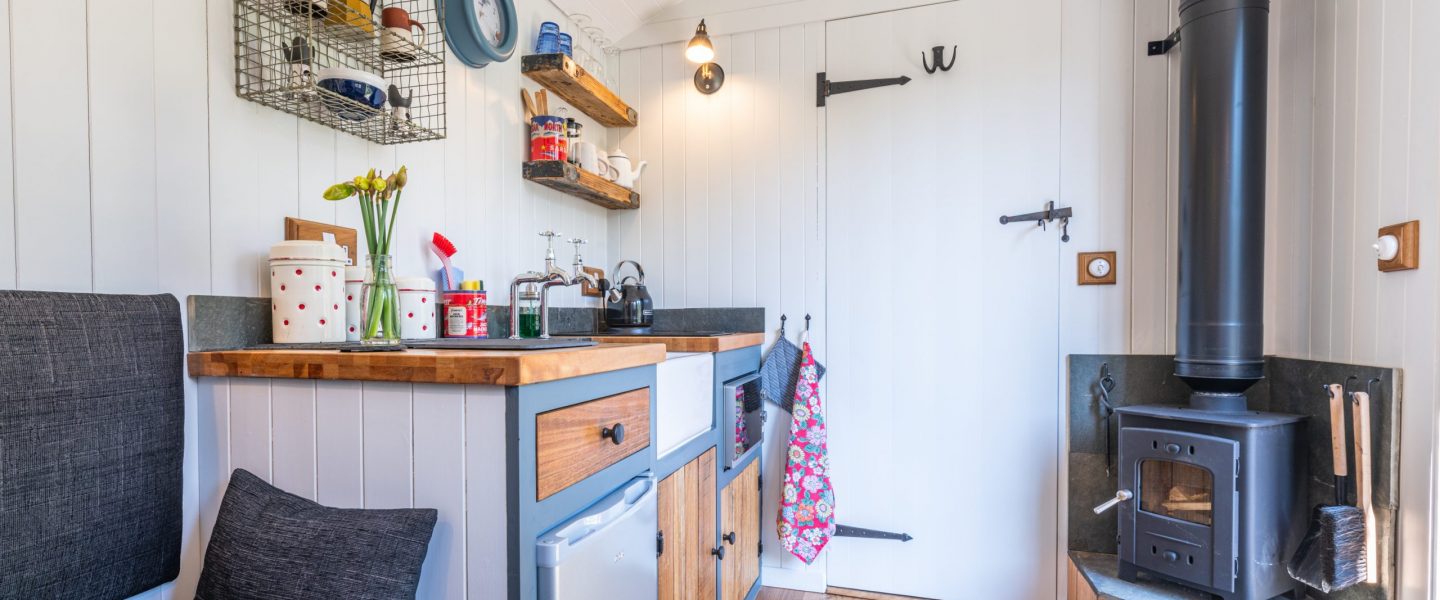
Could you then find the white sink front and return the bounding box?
[654,352,715,458]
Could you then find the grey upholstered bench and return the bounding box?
[0,291,184,599]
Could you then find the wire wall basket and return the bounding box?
[235,0,446,144]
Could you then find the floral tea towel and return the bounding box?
[777,339,834,565]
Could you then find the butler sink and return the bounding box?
[655,352,715,458]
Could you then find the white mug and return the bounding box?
[596,157,620,181]
[578,143,620,180]
[380,26,427,62]
[577,142,600,172]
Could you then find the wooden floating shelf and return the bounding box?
[523,160,639,210]
[522,54,638,128]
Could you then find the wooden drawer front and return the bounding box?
[536,388,651,500]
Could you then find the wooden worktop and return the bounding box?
[188,343,668,386]
[565,332,764,353]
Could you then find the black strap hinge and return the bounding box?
[817,72,912,107]
[1147,29,1181,56]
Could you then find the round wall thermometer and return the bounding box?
[1087,256,1112,278]
[442,0,518,67]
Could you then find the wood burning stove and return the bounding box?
[1110,407,1306,599]
[1090,0,1316,597]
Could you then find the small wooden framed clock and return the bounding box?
[442,0,518,67]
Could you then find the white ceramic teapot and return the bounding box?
[607,148,648,189]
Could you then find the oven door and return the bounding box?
[1119,427,1239,593]
[722,372,763,470]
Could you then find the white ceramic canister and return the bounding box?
[344,265,367,341]
[269,240,347,343]
[396,276,438,339]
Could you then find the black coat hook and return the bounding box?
[923,45,957,74]
[804,314,811,331]
[779,314,788,336]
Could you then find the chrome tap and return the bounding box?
[568,238,599,290]
[534,237,602,339]
[509,231,569,340]
[540,230,569,280]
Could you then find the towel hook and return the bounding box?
[1344,375,1360,399]
[779,314,788,336]
[804,314,811,331]
[923,45,957,74]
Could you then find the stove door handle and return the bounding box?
[1093,489,1133,515]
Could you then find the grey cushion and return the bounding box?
[196,469,437,600]
[0,291,185,599]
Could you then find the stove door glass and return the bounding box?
[1139,459,1213,526]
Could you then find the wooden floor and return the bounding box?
[758,587,930,600]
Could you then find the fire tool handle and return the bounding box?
[1352,391,1373,512]
[1328,383,1347,478]
[1092,489,1132,515]
[1352,390,1376,583]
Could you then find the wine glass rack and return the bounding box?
[234,0,446,144]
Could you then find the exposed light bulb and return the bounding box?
[686,44,715,63]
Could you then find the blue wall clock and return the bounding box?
[442,0,518,67]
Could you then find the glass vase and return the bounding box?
[361,254,401,346]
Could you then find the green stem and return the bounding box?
[367,194,382,254]
[384,286,399,337]
[358,192,377,256]
[364,289,382,338]
[380,195,391,253]
[382,189,404,255]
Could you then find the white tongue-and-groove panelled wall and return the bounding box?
[0,0,1434,599]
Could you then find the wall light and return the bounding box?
[685,20,715,63]
[686,20,723,94]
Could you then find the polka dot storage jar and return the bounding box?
[269,240,347,344]
[396,276,438,340]
[344,265,367,342]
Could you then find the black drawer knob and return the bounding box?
[723,532,736,545]
[601,423,626,445]
[712,545,725,560]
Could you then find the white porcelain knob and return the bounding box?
[1374,234,1400,261]
[1087,257,1112,278]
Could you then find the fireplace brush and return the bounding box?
[1287,383,1366,592]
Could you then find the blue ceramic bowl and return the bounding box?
[316,67,387,122]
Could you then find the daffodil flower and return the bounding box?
[323,183,355,201]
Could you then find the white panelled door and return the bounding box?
[824,1,1062,598]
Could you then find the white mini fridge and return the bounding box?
[536,475,658,600]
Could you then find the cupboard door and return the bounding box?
[658,447,717,600]
[721,460,760,600]
[696,449,717,599]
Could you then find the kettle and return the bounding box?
[604,260,653,330]
[607,148,648,189]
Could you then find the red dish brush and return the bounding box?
[431,232,459,290]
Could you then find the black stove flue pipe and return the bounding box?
[1173,0,1268,410]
